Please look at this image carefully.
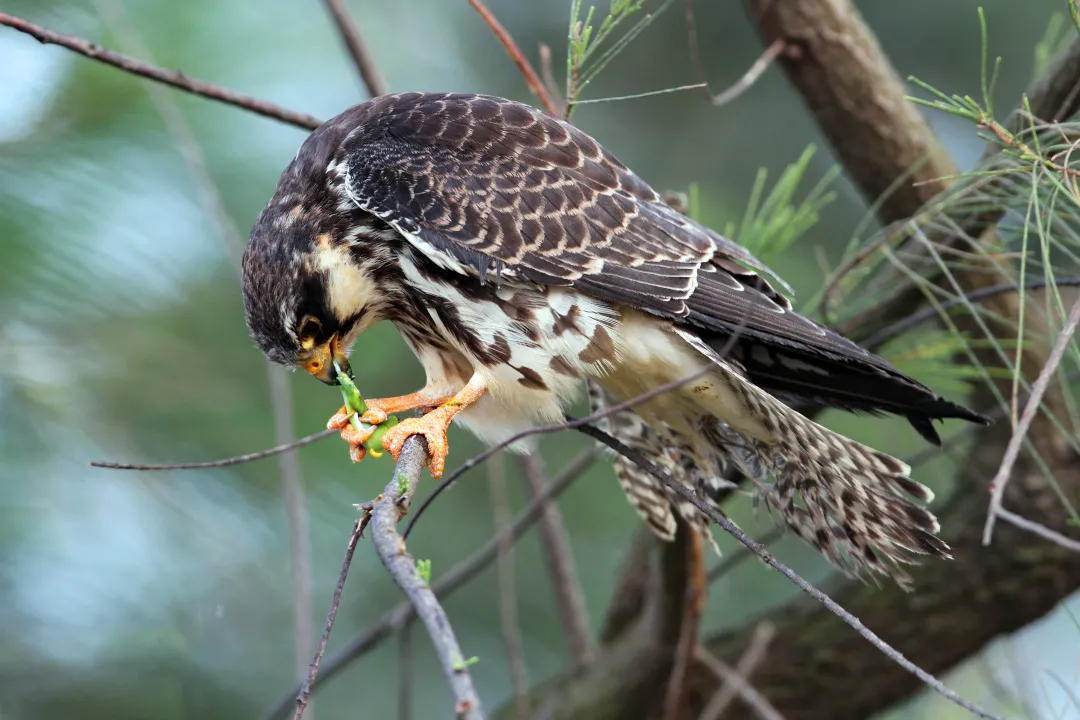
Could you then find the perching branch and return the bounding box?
[369,436,484,719]
[319,0,388,97]
[261,448,598,720]
[0,12,322,131]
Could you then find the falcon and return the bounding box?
[241,92,987,582]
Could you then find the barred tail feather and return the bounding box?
[709,366,951,588]
[587,380,728,553]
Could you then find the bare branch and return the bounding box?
[467,0,560,116]
[0,13,321,130]
[294,517,364,720]
[520,454,594,667]
[261,448,597,720]
[983,293,1080,544]
[488,454,531,719]
[92,415,336,471]
[537,43,565,111]
[708,39,784,108]
[994,508,1080,553]
[575,423,1000,720]
[319,0,388,97]
[370,435,483,719]
[696,626,782,720]
[862,277,1080,351]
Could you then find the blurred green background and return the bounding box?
[1,1,1077,718]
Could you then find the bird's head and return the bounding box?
[241,195,387,386]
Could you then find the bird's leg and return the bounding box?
[379,375,489,478]
[328,387,457,463]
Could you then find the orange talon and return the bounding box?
[325,390,458,464]
[381,413,454,478]
[379,378,488,478]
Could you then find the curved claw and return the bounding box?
[327,405,353,431]
[328,406,376,463]
[359,407,388,425]
[380,414,451,479]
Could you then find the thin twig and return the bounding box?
[575,423,1001,720]
[0,13,321,131]
[90,429,336,470]
[318,0,388,97]
[708,39,784,108]
[684,0,706,96]
[370,436,484,720]
[261,448,597,720]
[466,0,560,116]
[995,507,1080,552]
[862,276,1080,351]
[488,454,531,719]
[983,292,1080,545]
[697,625,782,720]
[520,453,595,667]
[538,43,565,113]
[295,518,364,720]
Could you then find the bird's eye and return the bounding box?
[298,316,321,349]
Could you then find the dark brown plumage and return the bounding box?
[242,92,989,585]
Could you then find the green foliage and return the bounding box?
[723,146,839,266]
[823,8,1080,531]
[564,0,674,114]
[416,558,432,585]
[451,653,480,671]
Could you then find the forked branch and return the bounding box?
[369,436,484,720]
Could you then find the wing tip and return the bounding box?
[907,398,993,445]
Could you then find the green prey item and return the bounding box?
[334,360,399,457]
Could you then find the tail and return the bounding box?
[586,381,734,554]
[701,361,951,588]
[588,360,950,588]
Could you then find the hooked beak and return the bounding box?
[301,333,351,385]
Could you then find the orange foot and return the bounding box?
[327,391,454,464]
[380,378,488,478]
